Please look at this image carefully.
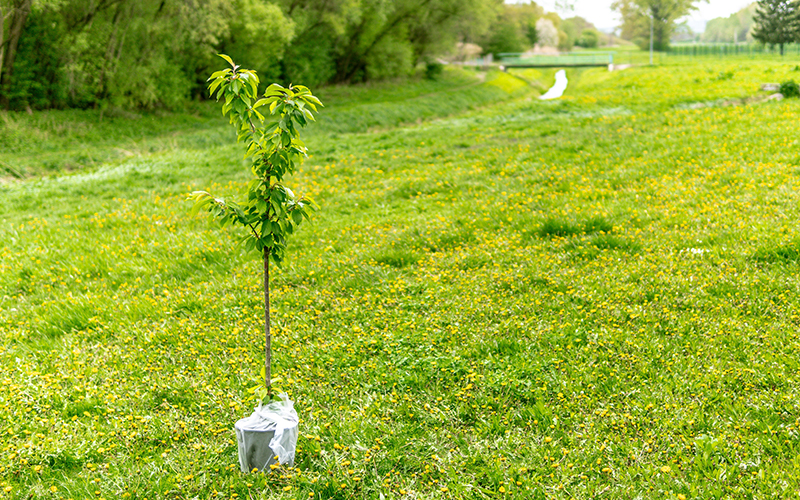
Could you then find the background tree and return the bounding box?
[276,0,499,83]
[752,0,800,55]
[702,3,757,43]
[482,9,527,56]
[536,17,559,47]
[479,1,545,56]
[612,0,703,51]
[562,16,601,48]
[221,0,295,85]
[578,28,600,47]
[670,20,699,43]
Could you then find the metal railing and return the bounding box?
[667,43,800,58]
[500,52,614,67]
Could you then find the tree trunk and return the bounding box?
[0,0,33,105]
[97,2,125,99]
[0,4,5,85]
[264,248,272,398]
[780,43,785,56]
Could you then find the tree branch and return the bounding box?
[247,222,261,241]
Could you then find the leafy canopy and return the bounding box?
[189,55,322,265]
[752,0,800,54]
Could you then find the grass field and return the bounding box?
[2,59,800,499]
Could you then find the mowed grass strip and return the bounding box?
[0,67,528,180]
[1,61,800,499]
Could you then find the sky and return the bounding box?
[528,0,755,33]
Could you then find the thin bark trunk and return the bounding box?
[264,248,272,398]
[98,2,125,98]
[0,0,32,100]
[0,4,5,85]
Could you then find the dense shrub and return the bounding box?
[425,62,444,80]
[780,80,800,98]
[577,29,599,48]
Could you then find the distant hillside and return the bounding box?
[702,3,757,43]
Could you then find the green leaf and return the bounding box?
[304,95,323,107]
[190,200,209,216]
[208,69,230,80]
[254,98,274,109]
[291,210,303,225]
[219,54,235,66]
[247,76,258,96]
[266,83,286,95]
[208,78,224,97]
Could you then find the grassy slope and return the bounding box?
[0,68,529,179]
[2,60,800,499]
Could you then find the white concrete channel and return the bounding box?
[539,70,568,100]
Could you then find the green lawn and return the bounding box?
[2,60,800,499]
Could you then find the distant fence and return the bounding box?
[459,54,494,67]
[499,52,614,68]
[459,44,800,71]
[667,43,800,58]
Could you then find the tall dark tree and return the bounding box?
[752,0,800,55]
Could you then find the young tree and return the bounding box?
[752,0,800,56]
[190,55,321,399]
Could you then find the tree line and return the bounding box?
[0,0,496,110]
[702,3,757,44]
[613,0,800,55]
[6,0,793,111]
[0,0,593,111]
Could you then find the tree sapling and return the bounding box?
[189,55,322,401]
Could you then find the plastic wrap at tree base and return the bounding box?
[234,393,299,473]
